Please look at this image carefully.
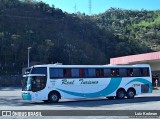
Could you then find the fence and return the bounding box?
[0,75,22,87]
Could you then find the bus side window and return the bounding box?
[58,69,63,77]
[79,69,84,78]
[133,68,141,76]
[127,68,133,76]
[119,68,127,77]
[104,69,110,77]
[63,69,67,77]
[111,69,116,76]
[63,69,71,78]
[116,69,119,76]
[88,68,96,77]
[96,69,104,77]
[84,69,89,77]
[50,68,63,78]
[110,68,119,77]
[96,69,100,77]
[71,69,79,77]
[142,68,149,76]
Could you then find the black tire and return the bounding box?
[116,89,126,99]
[107,96,115,100]
[49,92,60,103]
[127,89,135,99]
[43,100,49,103]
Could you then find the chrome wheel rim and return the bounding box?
[119,91,125,98]
[51,95,58,101]
[129,91,134,97]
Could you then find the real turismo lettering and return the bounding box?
[79,79,98,84]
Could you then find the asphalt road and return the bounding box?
[0,87,160,119]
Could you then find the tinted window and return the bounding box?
[88,69,96,77]
[50,68,63,78]
[84,68,96,77]
[111,68,119,76]
[79,68,84,77]
[84,69,89,77]
[119,68,127,76]
[31,76,47,92]
[127,68,133,76]
[133,68,141,76]
[49,67,150,78]
[104,69,110,77]
[31,67,47,75]
[71,69,79,77]
[141,68,149,76]
[63,69,71,77]
[96,69,104,77]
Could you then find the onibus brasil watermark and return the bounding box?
[2,111,42,117]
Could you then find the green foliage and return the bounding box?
[0,1,159,75]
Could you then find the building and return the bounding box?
[110,51,160,86]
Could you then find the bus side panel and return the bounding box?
[52,78,123,99]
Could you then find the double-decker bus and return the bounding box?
[22,63,152,102]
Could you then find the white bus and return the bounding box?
[22,64,152,102]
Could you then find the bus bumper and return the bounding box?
[22,93,32,100]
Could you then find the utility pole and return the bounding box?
[28,47,32,67]
[74,3,77,13]
[89,0,92,15]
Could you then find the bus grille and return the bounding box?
[141,84,149,93]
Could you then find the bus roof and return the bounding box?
[30,64,150,68]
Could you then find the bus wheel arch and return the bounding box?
[48,90,61,103]
[116,88,126,99]
[127,88,136,99]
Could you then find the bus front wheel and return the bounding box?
[49,92,60,103]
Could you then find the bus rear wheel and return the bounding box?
[127,89,135,99]
[49,92,60,103]
[116,89,126,99]
[43,100,49,103]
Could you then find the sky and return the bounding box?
[41,0,160,15]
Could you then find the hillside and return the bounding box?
[0,0,159,75]
[93,8,160,51]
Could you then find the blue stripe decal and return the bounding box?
[57,78,122,98]
[125,78,152,91]
[125,78,152,86]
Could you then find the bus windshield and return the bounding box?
[22,76,32,91]
[22,75,47,92]
[22,67,47,92]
